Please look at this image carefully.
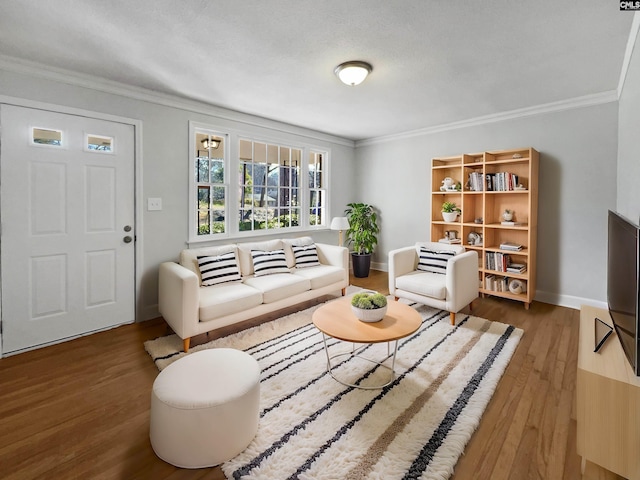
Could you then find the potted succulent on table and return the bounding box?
[441,201,461,222]
[351,291,388,322]
[344,202,379,278]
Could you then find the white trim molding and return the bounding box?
[355,90,619,147]
[0,54,355,148]
[617,11,640,98]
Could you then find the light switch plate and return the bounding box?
[147,197,162,211]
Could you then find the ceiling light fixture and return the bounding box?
[334,61,372,86]
[201,138,220,149]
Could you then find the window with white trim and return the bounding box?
[238,139,301,232]
[194,130,227,237]
[308,150,326,227]
[189,123,329,241]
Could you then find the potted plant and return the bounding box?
[351,291,388,322]
[442,201,461,222]
[344,202,379,278]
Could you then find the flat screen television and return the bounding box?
[607,210,640,376]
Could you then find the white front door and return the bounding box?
[0,104,136,354]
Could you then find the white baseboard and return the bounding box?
[534,290,607,311]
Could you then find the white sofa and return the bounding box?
[159,237,348,352]
[388,242,479,325]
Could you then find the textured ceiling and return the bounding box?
[0,1,634,141]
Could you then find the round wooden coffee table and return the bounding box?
[312,296,421,389]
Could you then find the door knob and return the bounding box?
[123,236,132,243]
[124,225,132,232]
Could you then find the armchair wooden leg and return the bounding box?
[450,312,455,326]
[394,296,399,301]
[469,300,473,312]
[341,287,346,296]
[183,337,191,353]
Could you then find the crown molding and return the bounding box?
[0,54,355,148]
[355,90,619,147]
[617,12,640,98]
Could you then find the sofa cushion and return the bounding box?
[180,245,238,284]
[282,236,315,268]
[199,282,263,321]
[251,249,290,276]
[197,252,242,286]
[293,265,344,289]
[417,247,456,275]
[237,239,283,276]
[396,271,447,300]
[243,274,310,303]
[291,244,320,268]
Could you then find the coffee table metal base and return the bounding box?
[320,333,399,390]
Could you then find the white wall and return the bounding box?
[0,67,356,321]
[618,25,640,222]
[354,102,619,308]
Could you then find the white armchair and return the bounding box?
[388,242,479,325]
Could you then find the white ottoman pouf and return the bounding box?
[150,348,260,468]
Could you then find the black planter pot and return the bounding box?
[351,253,372,278]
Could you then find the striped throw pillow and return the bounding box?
[417,247,456,274]
[292,244,320,268]
[197,252,242,286]
[251,249,289,276]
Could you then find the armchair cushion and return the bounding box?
[416,247,456,275]
[396,270,447,299]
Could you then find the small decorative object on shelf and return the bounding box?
[474,217,483,224]
[508,279,526,294]
[351,291,388,323]
[467,231,483,246]
[441,201,460,222]
[502,209,513,222]
[440,177,457,192]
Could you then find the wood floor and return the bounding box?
[0,271,623,479]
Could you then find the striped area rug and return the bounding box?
[145,299,522,479]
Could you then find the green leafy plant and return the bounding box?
[442,201,461,213]
[351,292,388,309]
[344,202,379,255]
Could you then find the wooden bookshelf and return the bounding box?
[431,148,539,308]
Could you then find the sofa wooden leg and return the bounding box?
[450,312,455,325]
[341,287,346,296]
[183,337,191,353]
[394,296,399,301]
[469,300,473,312]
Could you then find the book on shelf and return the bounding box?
[499,242,523,251]
[485,172,519,192]
[500,221,523,226]
[468,171,484,192]
[439,238,461,244]
[506,264,527,273]
[484,274,509,292]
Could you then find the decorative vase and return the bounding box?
[351,304,388,323]
[503,211,513,221]
[442,211,458,222]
